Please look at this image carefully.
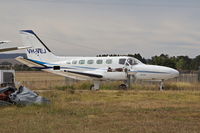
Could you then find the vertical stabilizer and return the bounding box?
[20,30,57,63]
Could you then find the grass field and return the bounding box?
[15,71,200,90]
[0,90,200,133]
[0,71,198,133]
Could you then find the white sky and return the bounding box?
[0,0,200,58]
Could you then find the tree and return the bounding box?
[190,55,200,70]
[128,53,146,63]
[150,54,176,68]
[175,56,191,70]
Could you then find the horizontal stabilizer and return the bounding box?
[15,57,45,68]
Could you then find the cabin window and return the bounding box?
[72,60,77,64]
[119,58,126,65]
[96,59,103,64]
[87,60,94,64]
[79,60,85,64]
[106,59,112,64]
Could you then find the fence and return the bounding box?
[168,72,199,83]
[15,71,200,89]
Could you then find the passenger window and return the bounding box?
[106,59,112,64]
[119,58,126,65]
[87,60,94,64]
[79,60,85,64]
[96,59,103,64]
[72,60,77,64]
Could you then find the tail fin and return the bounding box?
[20,30,57,63]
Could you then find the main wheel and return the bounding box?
[119,84,127,90]
[90,85,94,90]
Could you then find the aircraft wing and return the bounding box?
[43,69,103,81]
[0,46,31,52]
[65,70,103,78]
[64,70,103,79]
[43,69,101,80]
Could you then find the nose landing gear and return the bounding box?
[159,80,164,91]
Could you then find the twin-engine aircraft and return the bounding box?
[16,30,179,90]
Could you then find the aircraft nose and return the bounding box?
[169,68,179,78]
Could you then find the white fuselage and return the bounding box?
[40,56,179,81]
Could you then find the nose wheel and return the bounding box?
[160,80,164,91]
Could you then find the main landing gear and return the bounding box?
[118,75,136,90]
[119,84,128,90]
[90,81,100,90]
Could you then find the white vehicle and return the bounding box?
[16,30,179,90]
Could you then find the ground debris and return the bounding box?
[0,86,50,106]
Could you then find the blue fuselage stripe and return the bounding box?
[29,59,171,75]
[130,71,170,74]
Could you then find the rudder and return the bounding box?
[20,30,57,63]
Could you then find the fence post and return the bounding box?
[65,77,76,86]
[198,67,200,82]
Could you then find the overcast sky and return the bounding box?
[0,0,200,58]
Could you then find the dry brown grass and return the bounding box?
[0,90,200,133]
[16,71,66,89]
[0,71,199,133]
[15,71,200,91]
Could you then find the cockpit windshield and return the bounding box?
[119,58,143,66]
[127,58,133,65]
[126,58,142,66]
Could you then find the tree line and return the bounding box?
[98,54,200,71]
[0,54,200,71]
